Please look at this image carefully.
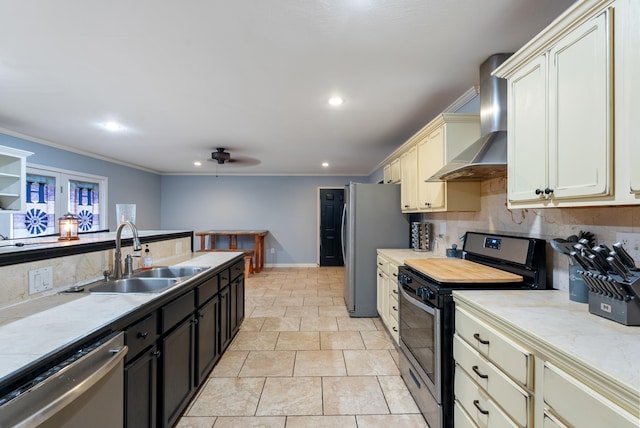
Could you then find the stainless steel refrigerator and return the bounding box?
[341,182,409,317]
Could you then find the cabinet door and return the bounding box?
[507,54,549,202]
[235,277,245,330]
[196,296,219,385]
[219,286,231,351]
[383,164,392,183]
[125,346,158,428]
[417,130,445,210]
[376,268,389,322]
[161,316,195,428]
[400,146,418,212]
[548,11,612,200]
[390,158,401,183]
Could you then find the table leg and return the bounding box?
[253,234,261,273]
[199,235,206,251]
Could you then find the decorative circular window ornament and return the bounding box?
[24,208,48,235]
[77,210,94,232]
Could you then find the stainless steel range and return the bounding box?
[397,231,548,427]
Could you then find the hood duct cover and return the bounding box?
[429,53,512,182]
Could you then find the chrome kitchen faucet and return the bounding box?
[112,221,142,279]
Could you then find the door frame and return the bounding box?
[316,186,345,266]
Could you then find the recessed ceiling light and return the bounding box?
[194,161,202,167]
[322,162,330,168]
[102,121,124,131]
[328,97,344,106]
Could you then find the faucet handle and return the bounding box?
[103,270,111,281]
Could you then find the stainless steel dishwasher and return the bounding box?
[0,332,127,428]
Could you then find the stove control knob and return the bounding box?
[418,287,434,301]
[399,274,412,284]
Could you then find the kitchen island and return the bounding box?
[0,247,245,427]
[453,289,640,426]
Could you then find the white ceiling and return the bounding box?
[0,0,576,176]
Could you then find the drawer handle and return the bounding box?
[137,331,149,339]
[392,306,397,311]
[473,333,490,345]
[472,365,489,379]
[473,400,489,415]
[392,326,398,332]
[392,273,397,278]
[378,262,383,266]
[152,350,161,358]
[392,289,398,294]
[379,273,383,277]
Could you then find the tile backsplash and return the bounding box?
[420,178,640,293]
[0,237,192,308]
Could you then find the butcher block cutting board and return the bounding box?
[405,259,522,283]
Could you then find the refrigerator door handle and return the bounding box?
[340,203,347,261]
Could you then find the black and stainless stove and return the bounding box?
[397,231,548,428]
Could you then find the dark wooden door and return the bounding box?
[320,188,345,266]
[196,296,219,385]
[124,346,158,428]
[161,317,194,428]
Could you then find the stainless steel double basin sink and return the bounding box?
[88,266,209,293]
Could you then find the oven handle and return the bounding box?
[400,285,436,315]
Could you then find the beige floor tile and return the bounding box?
[304,296,335,306]
[336,317,378,331]
[322,376,388,415]
[246,296,276,306]
[290,289,318,297]
[299,316,338,332]
[377,375,421,414]
[273,296,304,306]
[229,331,279,351]
[240,317,266,332]
[320,331,365,350]
[212,416,285,427]
[355,414,429,427]
[360,330,395,350]
[262,289,293,297]
[239,351,295,377]
[316,289,344,297]
[187,378,265,417]
[276,331,320,350]
[256,377,323,416]
[249,306,287,318]
[343,350,399,376]
[318,306,349,317]
[261,317,301,331]
[293,350,346,376]
[285,306,319,318]
[175,416,216,428]
[209,351,248,377]
[285,415,357,428]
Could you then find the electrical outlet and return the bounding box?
[175,241,183,255]
[615,232,640,264]
[28,266,53,294]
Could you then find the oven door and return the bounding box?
[398,283,441,402]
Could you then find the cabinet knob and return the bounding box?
[392,327,398,332]
[152,350,161,358]
[544,187,554,195]
[137,331,149,339]
[535,188,543,195]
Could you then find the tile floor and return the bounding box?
[176,267,429,428]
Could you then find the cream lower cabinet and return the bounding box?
[376,252,399,344]
[454,299,640,428]
[454,307,533,427]
[496,2,614,208]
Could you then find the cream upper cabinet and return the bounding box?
[0,145,33,213]
[415,114,481,212]
[417,128,445,210]
[383,164,392,184]
[383,158,402,184]
[400,146,418,212]
[504,9,612,206]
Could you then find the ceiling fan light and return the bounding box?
[328,97,343,106]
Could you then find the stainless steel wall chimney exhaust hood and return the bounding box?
[428,53,512,182]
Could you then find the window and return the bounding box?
[11,165,108,239]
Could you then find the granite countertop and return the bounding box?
[453,289,640,402]
[0,251,242,383]
[377,248,444,265]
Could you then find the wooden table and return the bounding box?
[196,230,269,273]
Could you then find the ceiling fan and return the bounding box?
[208,148,261,167]
[210,147,234,164]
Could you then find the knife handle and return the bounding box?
[613,242,636,269]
